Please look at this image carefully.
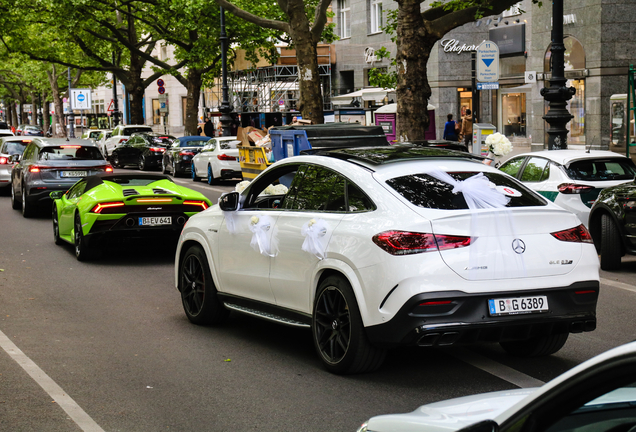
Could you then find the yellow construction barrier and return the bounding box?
[238,146,272,180]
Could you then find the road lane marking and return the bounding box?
[450,348,545,388]
[0,330,105,432]
[601,277,636,293]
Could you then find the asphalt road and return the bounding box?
[0,170,635,432]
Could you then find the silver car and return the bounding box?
[0,137,31,189]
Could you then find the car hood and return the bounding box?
[365,389,535,432]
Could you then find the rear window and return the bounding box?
[2,141,28,155]
[220,140,240,149]
[39,146,104,161]
[565,158,636,181]
[123,127,153,135]
[387,171,547,209]
[179,139,206,147]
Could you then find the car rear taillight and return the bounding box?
[551,224,593,243]
[29,166,41,173]
[136,198,173,203]
[180,151,195,156]
[105,165,113,172]
[118,139,128,144]
[183,200,209,210]
[372,230,472,255]
[0,157,7,164]
[150,147,165,152]
[217,154,235,161]
[91,201,125,213]
[61,145,81,149]
[558,183,594,194]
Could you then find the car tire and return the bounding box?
[21,187,34,218]
[500,333,569,357]
[172,160,180,178]
[179,244,229,325]
[161,158,168,175]
[11,184,21,210]
[600,213,622,271]
[138,155,147,171]
[191,162,200,182]
[312,275,386,374]
[74,214,93,261]
[112,154,121,168]
[52,205,63,246]
[207,165,216,185]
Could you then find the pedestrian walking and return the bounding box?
[442,114,458,141]
[204,116,214,137]
[460,109,473,150]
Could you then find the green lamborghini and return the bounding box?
[51,173,212,260]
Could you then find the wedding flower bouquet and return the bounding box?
[485,132,513,157]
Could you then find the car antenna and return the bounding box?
[586,136,596,153]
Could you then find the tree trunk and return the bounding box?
[8,102,16,126]
[125,51,147,125]
[43,99,51,135]
[288,4,324,124]
[396,0,433,141]
[184,69,203,136]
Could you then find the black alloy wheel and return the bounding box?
[312,275,386,374]
[21,187,33,218]
[172,160,179,177]
[138,154,147,171]
[74,214,92,261]
[600,213,622,271]
[11,184,21,210]
[180,245,229,325]
[500,333,569,357]
[161,158,168,174]
[112,154,121,168]
[52,205,63,245]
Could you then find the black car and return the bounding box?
[161,136,209,177]
[10,138,112,217]
[110,133,176,171]
[22,125,44,137]
[589,181,636,270]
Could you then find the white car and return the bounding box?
[0,137,30,189]
[81,128,111,145]
[190,136,242,184]
[357,340,636,432]
[102,124,153,157]
[174,146,599,374]
[499,150,636,228]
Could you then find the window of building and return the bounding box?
[502,92,527,137]
[152,99,161,125]
[339,0,350,38]
[370,0,382,33]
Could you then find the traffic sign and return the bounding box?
[476,41,499,83]
[158,86,165,95]
[107,99,114,112]
[157,79,164,87]
[477,82,499,90]
[70,88,92,110]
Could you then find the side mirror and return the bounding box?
[9,154,21,163]
[49,191,65,200]
[219,192,240,211]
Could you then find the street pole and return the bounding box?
[68,67,75,138]
[540,0,575,150]
[37,93,43,128]
[219,6,234,137]
[112,52,121,128]
[471,52,479,124]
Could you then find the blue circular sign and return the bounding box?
[77,94,85,102]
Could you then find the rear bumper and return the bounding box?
[84,212,192,246]
[365,281,599,349]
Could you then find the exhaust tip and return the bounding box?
[125,218,135,227]
[177,216,186,225]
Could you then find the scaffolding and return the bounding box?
[206,45,333,114]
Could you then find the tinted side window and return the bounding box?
[347,183,374,212]
[520,157,549,182]
[281,165,308,209]
[565,158,636,181]
[499,157,525,177]
[67,181,87,199]
[288,165,342,211]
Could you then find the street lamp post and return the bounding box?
[540,0,575,150]
[219,6,234,137]
[112,52,121,127]
[68,67,75,138]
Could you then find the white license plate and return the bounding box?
[488,296,549,316]
[61,171,87,177]
[139,216,172,226]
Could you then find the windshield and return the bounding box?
[39,145,104,161]
[2,141,28,155]
[387,171,547,209]
[123,127,153,135]
[565,158,636,181]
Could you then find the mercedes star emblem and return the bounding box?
[512,239,526,254]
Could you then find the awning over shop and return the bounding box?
[374,103,435,113]
[331,88,396,105]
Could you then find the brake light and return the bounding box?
[558,183,594,194]
[91,201,125,213]
[180,151,195,156]
[21,139,31,143]
[29,166,40,173]
[61,145,81,149]
[551,224,593,243]
[183,200,209,210]
[136,198,173,203]
[217,154,235,161]
[0,157,6,164]
[372,230,472,255]
[150,147,165,152]
[105,165,113,172]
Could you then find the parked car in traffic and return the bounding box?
[588,180,636,270]
[110,133,176,171]
[10,138,112,217]
[356,340,636,432]
[161,136,209,177]
[0,137,31,190]
[175,145,599,374]
[191,136,241,184]
[50,173,211,261]
[102,124,154,157]
[21,125,44,136]
[81,128,111,145]
[498,150,636,227]
[0,122,14,138]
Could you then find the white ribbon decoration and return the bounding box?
[425,170,510,209]
[301,218,329,260]
[249,214,278,257]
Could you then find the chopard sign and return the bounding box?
[441,39,486,55]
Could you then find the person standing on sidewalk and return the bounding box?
[460,109,473,150]
[442,114,458,141]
